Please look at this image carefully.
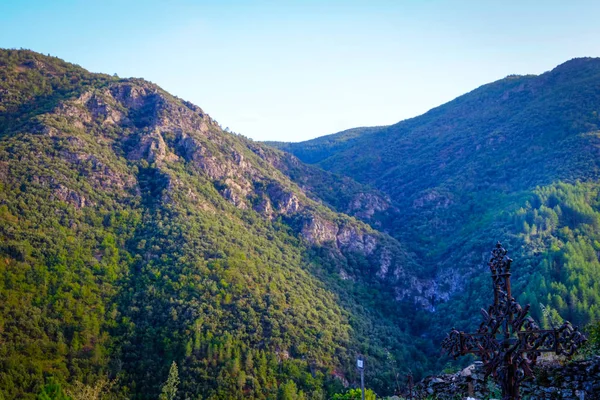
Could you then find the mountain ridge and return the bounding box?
[267,56,600,348]
[269,57,600,164]
[0,48,439,399]
[2,49,600,399]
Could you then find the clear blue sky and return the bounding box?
[2,1,599,142]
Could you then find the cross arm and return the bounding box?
[518,322,587,356]
[442,329,497,358]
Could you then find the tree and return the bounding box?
[159,362,180,400]
[278,380,305,400]
[584,320,600,356]
[332,388,376,400]
[65,379,114,400]
[36,378,69,400]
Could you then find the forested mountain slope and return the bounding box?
[4,49,600,399]
[0,49,436,399]
[270,58,600,344]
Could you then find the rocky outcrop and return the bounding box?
[347,192,391,219]
[248,143,396,222]
[110,84,156,111]
[253,194,274,218]
[414,357,600,400]
[265,182,300,215]
[84,92,124,125]
[298,213,428,290]
[300,215,380,256]
[222,178,250,209]
[40,74,437,312]
[336,224,378,255]
[412,189,453,209]
[51,183,87,208]
[127,130,174,164]
[301,215,338,245]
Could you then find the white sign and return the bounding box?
[357,358,364,369]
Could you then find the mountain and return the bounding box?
[270,58,600,344]
[3,49,600,399]
[0,50,436,399]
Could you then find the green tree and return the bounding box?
[331,388,376,400]
[278,380,305,400]
[159,362,180,400]
[584,320,600,356]
[36,378,69,400]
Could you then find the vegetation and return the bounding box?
[0,49,432,399]
[159,362,179,400]
[331,388,376,400]
[584,319,600,356]
[2,48,599,399]
[271,59,600,362]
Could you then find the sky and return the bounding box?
[1,0,600,142]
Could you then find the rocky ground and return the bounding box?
[411,356,600,399]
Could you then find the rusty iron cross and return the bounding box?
[442,242,588,400]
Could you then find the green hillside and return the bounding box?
[269,59,600,347]
[3,49,600,400]
[0,49,434,399]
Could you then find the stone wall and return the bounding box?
[412,356,600,399]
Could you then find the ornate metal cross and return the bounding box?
[442,242,588,400]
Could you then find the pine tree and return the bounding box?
[159,362,180,400]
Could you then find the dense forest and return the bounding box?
[270,58,600,337]
[270,58,600,380]
[0,49,436,399]
[1,49,599,399]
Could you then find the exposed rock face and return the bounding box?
[253,195,274,218]
[336,225,377,254]
[57,100,93,128]
[377,248,392,278]
[347,192,391,219]
[300,216,380,257]
[248,143,396,223]
[127,130,171,163]
[52,183,87,208]
[301,215,338,245]
[266,182,300,215]
[110,84,155,111]
[412,189,453,209]
[222,178,250,209]
[242,143,436,292]
[84,92,124,125]
[298,213,428,290]
[398,278,439,310]
[36,72,435,313]
[413,358,600,400]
